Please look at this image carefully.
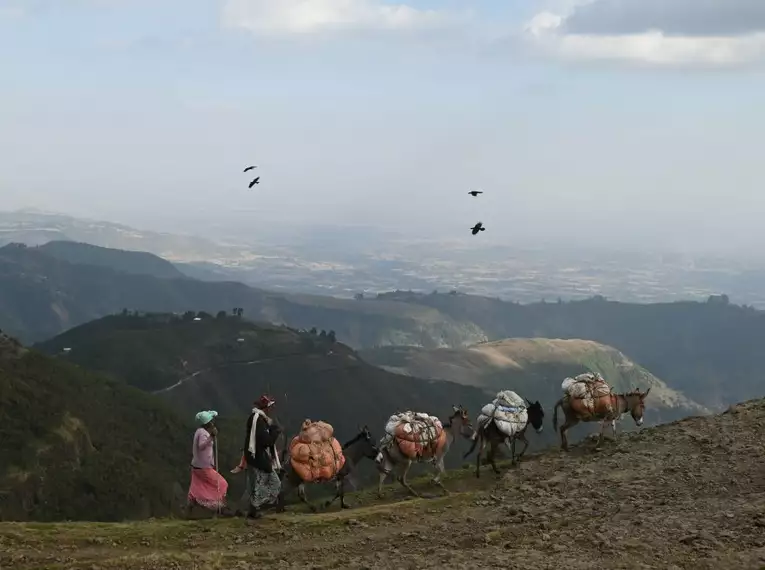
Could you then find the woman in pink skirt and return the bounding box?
[186,410,232,517]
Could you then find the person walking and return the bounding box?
[186,410,231,517]
[242,396,282,521]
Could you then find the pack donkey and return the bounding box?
[376,405,474,497]
[277,426,379,512]
[464,399,545,478]
[553,388,650,451]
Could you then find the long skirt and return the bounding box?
[246,467,281,509]
[188,467,228,511]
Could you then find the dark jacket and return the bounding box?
[243,412,281,472]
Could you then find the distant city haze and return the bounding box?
[2,0,764,255]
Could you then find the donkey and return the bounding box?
[276,426,378,513]
[553,388,651,451]
[464,399,545,478]
[376,405,474,498]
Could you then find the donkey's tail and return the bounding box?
[552,398,564,431]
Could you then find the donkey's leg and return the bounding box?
[515,433,530,462]
[488,440,501,476]
[560,418,578,452]
[398,460,420,498]
[377,470,388,499]
[275,470,297,514]
[610,419,617,441]
[323,478,342,509]
[475,435,486,479]
[503,437,516,466]
[296,482,317,513]
[339,477,350,509]
[595,419,607,450]
[432,456,449,495]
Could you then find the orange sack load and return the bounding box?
[383,412,446,460]
[289,419,346,483]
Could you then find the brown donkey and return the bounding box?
[553,388,650,451]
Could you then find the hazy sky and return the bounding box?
[2,0,765,252]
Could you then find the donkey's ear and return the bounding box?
[452,405,459,412]
[525,398,532,406]
[641,387,651,399]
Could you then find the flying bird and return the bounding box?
[248,177,260,188]
[243,165,257,173]
[468,190,483,197]
[470,222,486,235]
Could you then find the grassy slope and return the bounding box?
[361,338,708,424]
[1,398,762,569]
[0,334,194,522]
[375,292,765,409]
[35,314,496,478]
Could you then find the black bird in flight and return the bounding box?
[470,222,486,235]
[248,177,260,188]
[243,165,257,173]
[468,190,483,197]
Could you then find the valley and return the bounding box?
[5,210,765,307]
[1,220,765,538]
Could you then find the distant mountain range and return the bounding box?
[0,242,484,348]
[0,209,243,261]
[1,233,764,412]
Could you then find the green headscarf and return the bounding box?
[195,410,218,426]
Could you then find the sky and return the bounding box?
[2,0,765,253]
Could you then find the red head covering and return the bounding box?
[257,394,275,409]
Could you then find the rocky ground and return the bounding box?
[2,399,764,569]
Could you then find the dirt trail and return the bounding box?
[2,399,765,569]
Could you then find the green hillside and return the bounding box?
[362,338,708,425]
[38,241,186,279]
[0,332,194,522]
[36,314,495,433]
[35,314,500,482]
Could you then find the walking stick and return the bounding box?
[214,432,221,517]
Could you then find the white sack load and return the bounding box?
[561,377,577,392]
[383,411,443,444]
[496,390,526,409]
[477,390,528,438]
[385,411,442,435]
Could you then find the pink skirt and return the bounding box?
[188,468,228,511]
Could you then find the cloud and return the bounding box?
[563,0,765,37]
[0,2,25,21]
[522,0,765,67]
[222,0,460,36]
